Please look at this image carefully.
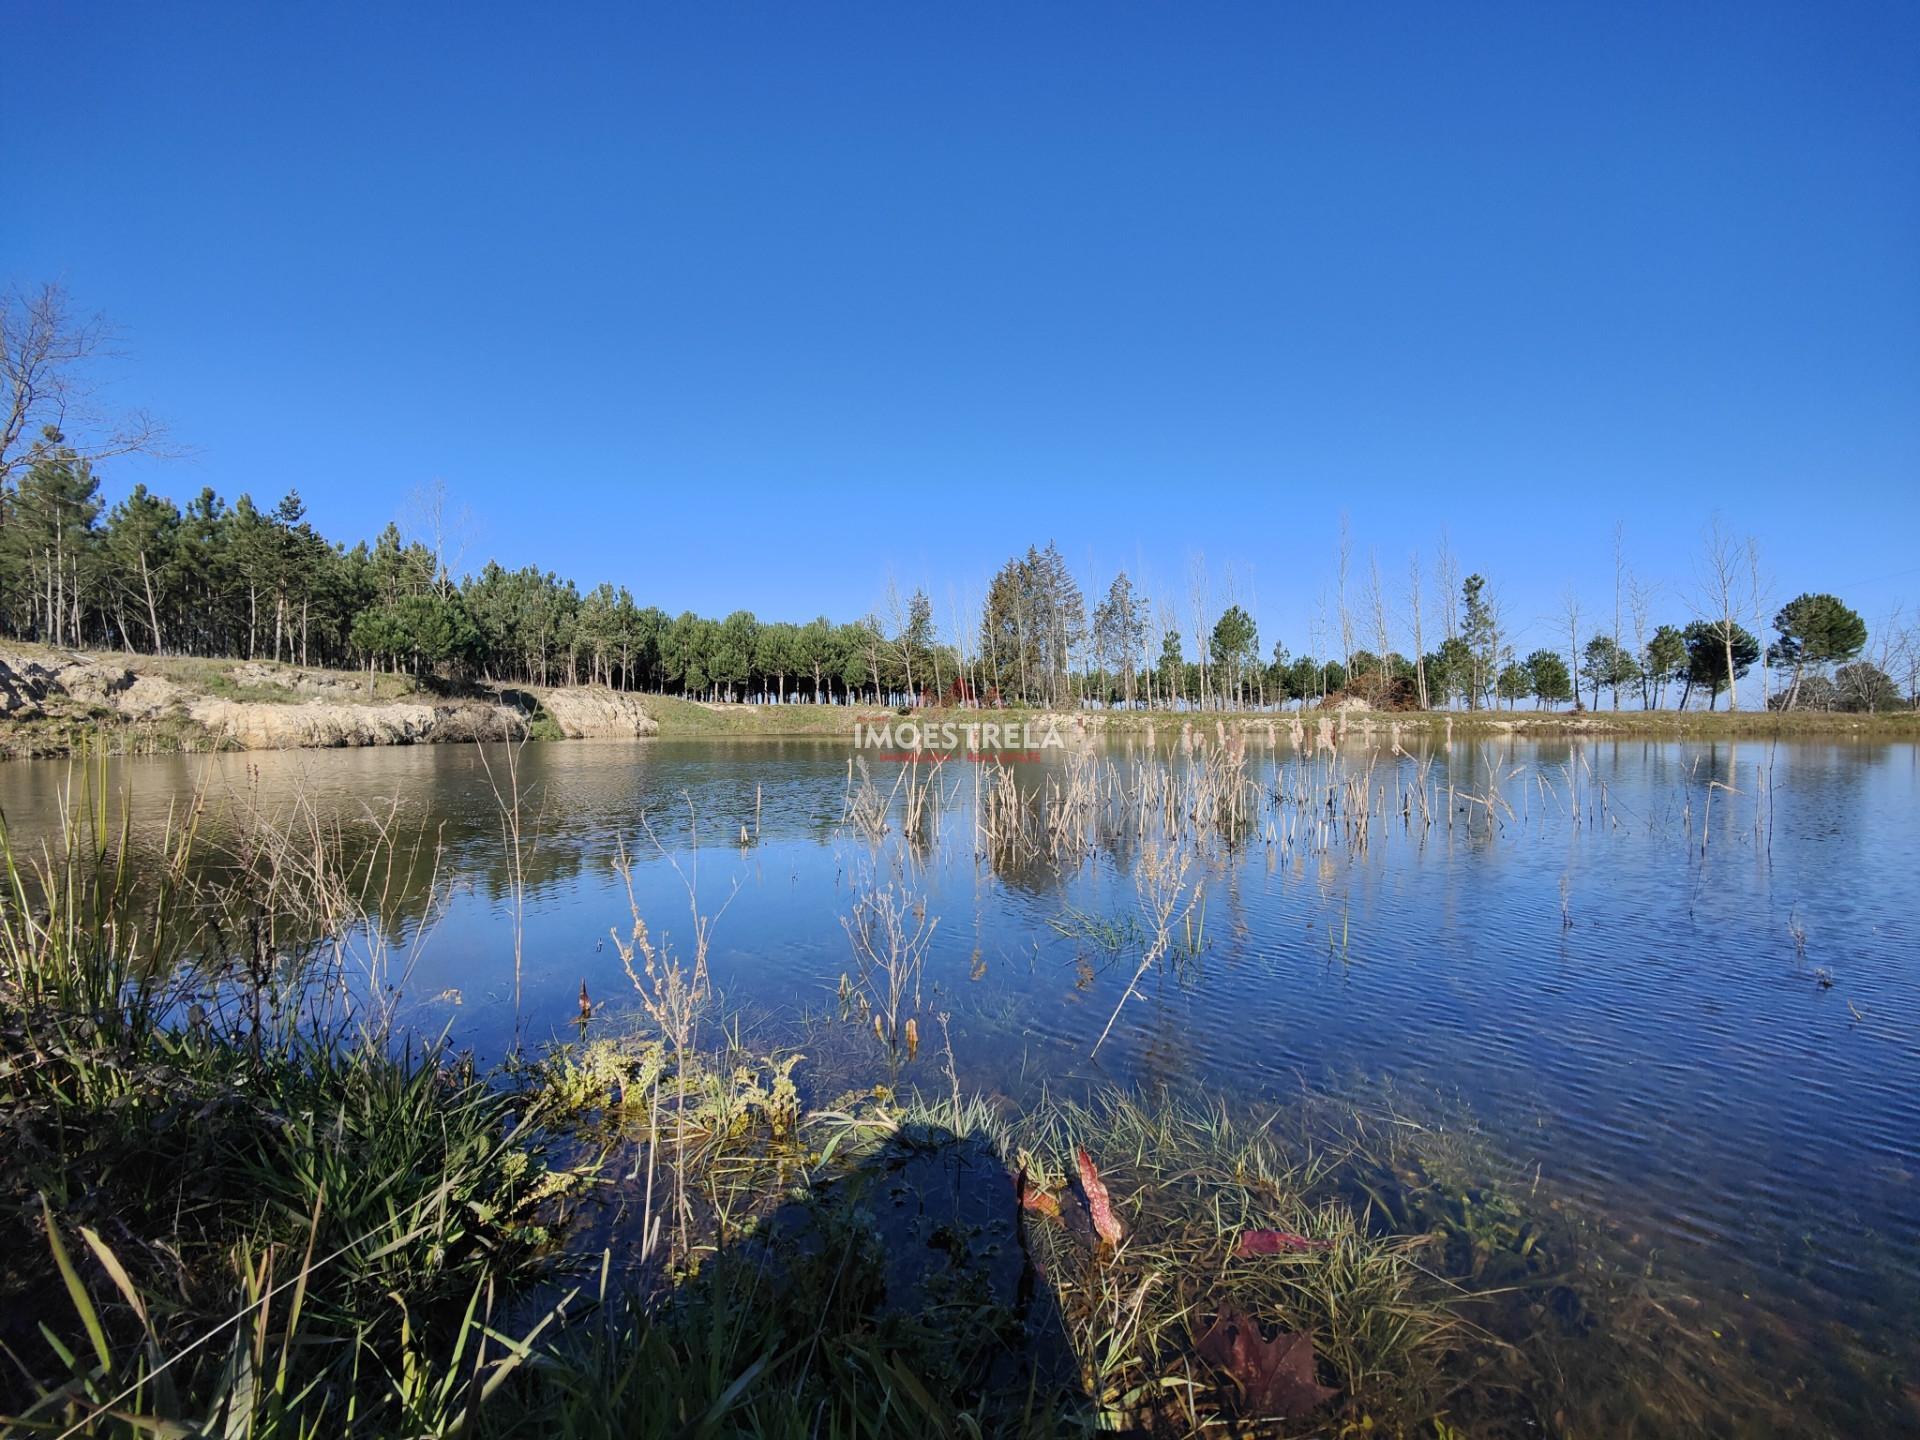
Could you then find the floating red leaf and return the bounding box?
[1235,1228,1334,1257]
[1075,1146,1125,1244]
[1194,1304,1339,1419]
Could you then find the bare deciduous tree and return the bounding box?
[1187,551,1211,711]
[1367,550,1393,697]
[1627,572,1656,707]
[1562,588,1583,711]
[882,573,914,699]
[1746,536,1772,710]
[1336,514,1355,681]
[2,281,170,486]
[1406,550,1429,709]
[402,478,474,598]
[1694,516,1752,712]
[1891,609,1920,710]
[1612,522,1627,707]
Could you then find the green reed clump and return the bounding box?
[0,772,575,1437]
[7,1034,571,1437]
[0,763,194,1029]
[1048,904,1145,954]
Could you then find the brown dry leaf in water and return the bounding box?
[1234,1228,1333,1256]
[1193,1304,1339,1419]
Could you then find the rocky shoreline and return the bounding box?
[0,648,657,757]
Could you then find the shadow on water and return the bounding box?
[749,1124,1081,1411]
[501,1112,1091,1438]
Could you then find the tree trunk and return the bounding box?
[1722,624,1737,712]
[139,553,164,653]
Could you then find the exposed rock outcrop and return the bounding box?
[0,648,190,719]
[536,686,659,738]
[0,649,64,716]
[111,673,193,720]
[184,698,524,750]
[0,648,657,754]
[228,662,384,699]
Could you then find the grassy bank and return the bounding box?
[639,695,1920,743]
[630,690,864,736]
[95,649,433,705]
[1319,705,1920,740]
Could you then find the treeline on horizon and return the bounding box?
[3,426,1914,717]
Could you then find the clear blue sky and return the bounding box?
[8,2,1918,655]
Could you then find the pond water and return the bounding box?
[3,732,1916,1430]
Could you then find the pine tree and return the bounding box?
[103,484,182,652]
[2,429,103,646]
[1460,574,1498,711]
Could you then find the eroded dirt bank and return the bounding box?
[0,647,657,756]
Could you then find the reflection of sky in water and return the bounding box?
[4,736,1918,1379]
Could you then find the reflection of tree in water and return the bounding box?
[442,827,591,909]
[983,841,1075,897]
[188,808,455,944]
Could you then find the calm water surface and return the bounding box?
[4,734,1916,1426]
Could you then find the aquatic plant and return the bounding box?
[841,755,895,841]
[1091,822,1199,1056]
[606,805,736,1266]
[1048,904,1145,954]
[839,864,938,1082]
[993,1090,1464,1433]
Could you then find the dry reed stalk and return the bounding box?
[841,866,939,1081]
[1091,822,1198,1058]
[476,730,542,1021]
[208,778,454,1045]
[607,804,736,1260]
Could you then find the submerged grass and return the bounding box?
[1049,905,1146,954]
[996,1090,1466,1432]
